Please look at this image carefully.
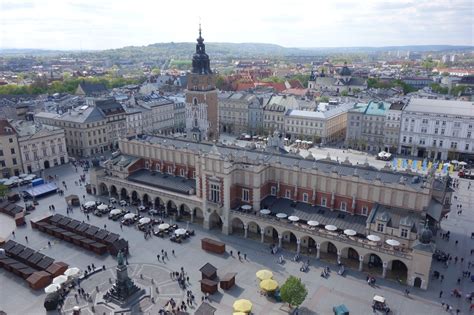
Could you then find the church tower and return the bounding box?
[185,26,219,142]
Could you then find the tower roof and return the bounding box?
[192,24,212,75]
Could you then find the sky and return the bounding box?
[0,0,472,50]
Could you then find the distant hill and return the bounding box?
[1,43,472,58]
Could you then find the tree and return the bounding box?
[340,90,349,96]
[280,276,307,309]
[0,185,8,199]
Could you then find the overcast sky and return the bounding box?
[0,0,472,50]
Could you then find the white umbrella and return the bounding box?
[139,217,151,224]
[52,275,68,285]
[344,229,357,236]
[325,225,337,231]
[443,162,451,167]
[175,228,187,236]
[386,239,400,246]
[64,267,81,277]
[451,160,459,164]
[138,205,146,211]
[307,220,319,226]
[84,201,96,208]
[260,209,271,215]
[19,174,28,179]
[9,176,19,180]
[110,209,121,215]
[459,161,468,166]
[295,139,302,143]
[276,213,287,219]
[241,205,252,211]
[44,283,60,294]
[288,216,299,222]
[97,204,108,211]
[367,235,381,242]
[158,223,170,230]
[123,213,136,220]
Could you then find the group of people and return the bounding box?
[171,267,189,290]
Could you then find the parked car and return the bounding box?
[119,200,128,207]
[109,197,117,204]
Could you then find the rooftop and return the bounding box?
[128,169,196,195]
[286,103,353,120]
[128,135,427,190]
[404,98,474,117]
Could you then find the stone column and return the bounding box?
[260,230,265,243]
[296,238,301,255]
[316,243,321,259]
[337,250,341,265]
[244,224,248,238]
[190,211,194,223]
[278,235,283,248]
[108,190,112,197]
[382,262,388,278]
[359,256,364,271]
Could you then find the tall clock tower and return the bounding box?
[185,26,219,142]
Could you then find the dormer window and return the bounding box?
[377,223,384,232]
[401,228,408,238]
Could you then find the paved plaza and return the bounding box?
[0,161,473,314]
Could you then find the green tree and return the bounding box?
[216,75,225,90]
[280,276,307,309]
[0,185,8,199]
[151,68,161,75]
[451,85,468,96]
[340,90,349,96]
[262,76,285,83]
[429,83,448,94]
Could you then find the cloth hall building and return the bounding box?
[90,134,451,290]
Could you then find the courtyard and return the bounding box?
[0,161,472,314]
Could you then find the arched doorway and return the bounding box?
[387,260,408,284]
[281,231,298,251]
[320,241,338,263]
[120,188,128,200]
[142,194,150,207]
[414,277,422,288]
[247,222,261,240]
[364,253,383,276]
[154,197,164,210]
[340,247,360,269]
[231,217,245,237]
[131,191,140,205]
[167,200,177,215]
[193,207,204,225]
[209,211,222,230]
[300,236,317,256]
[44,160,50,169]
[110,185,118,197]
[263,226,279,244]
[179,204,191,221]
[99,183,108,196]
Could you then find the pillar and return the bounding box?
[359,256,364,272]
[337,250,341,265]
[260,230,265,243]
[108,190,111,197]
[190,211,194,223]
[244,224,248,238]
[296,238,301,255]
[278,235,282,248]
[382,262,388,278]
[140,199,144,206]
[316,243,321,259]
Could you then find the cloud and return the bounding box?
[0,0,472,49]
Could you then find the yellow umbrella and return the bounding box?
[233,299,252,313]
[233,313,247,315]
[256,269,273,281]
[260,279,278,292]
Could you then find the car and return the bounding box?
[119,200,128,207]
[109,197,117,204]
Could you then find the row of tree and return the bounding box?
[0,76,145,95]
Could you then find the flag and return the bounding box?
[392,159,397,169]
[427,161,433,171]
[449,165,454,173]
[397,158,402,168]
[408,159,413,167]
[412,160,418,170]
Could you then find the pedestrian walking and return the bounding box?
[104,224,107,229]
[25,236,28,242]
[439,291,443,298]
[157,254,160,262]
[172,249,175,256]
[11,231,15,238]
[244,253,247,260]
[230,250,233,256]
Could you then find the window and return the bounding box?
[454,122,461,128]
[441,129,445,135]
[0,150,3,156]
[12,158,17,165]
[465,144,469,151]
[432,139,437,146]
[167,166,173,174]
[419,138,425,145]
[25,152,29,161]
[271,186,277,196]
[340,202,347,211]
[0,160,5,167]
[434,128,438,134]
[302,193,308,203]
[361,206,368,216]
[467,131,471,138]
[450,142,458,149]
[421,127,427,133]
[377,223,384,232]
[401,228,408,238]
[8,138,13,143]
[439,140,443,147]
[422,119,428,124]
[192,171,196,179]
[321,197,327,207]
[242,189,250,202]
[180,169,185,177]
[10,148,15,154]
[210,183,220,203]
[285,189,291,199]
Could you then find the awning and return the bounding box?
[426,199,443,222]
[23,183,58,198]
